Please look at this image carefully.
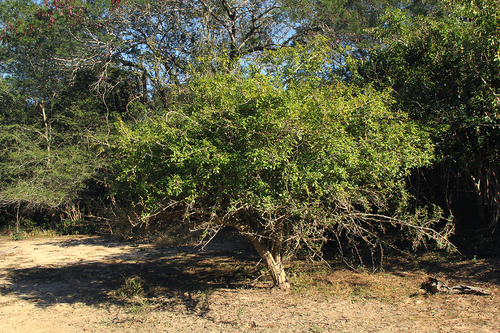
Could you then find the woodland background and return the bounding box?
[1,0,499,285]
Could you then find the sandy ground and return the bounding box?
[0,234,499,332]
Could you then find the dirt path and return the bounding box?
[1,235,499,332]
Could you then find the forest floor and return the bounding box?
[0,232,499,333]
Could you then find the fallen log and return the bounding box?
[421,277,492,295]
[0,246,18,257]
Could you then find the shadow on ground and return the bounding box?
[0,230,261,312]
[383,253,500,287]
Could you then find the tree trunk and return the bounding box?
[468,161,500,231]
[220,216,290,289]
[244,233,289,288]
[39,103,51,166]
[15,204,20,234]
[227,223,289,289]
[141,70,148,104]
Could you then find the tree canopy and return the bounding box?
[359,0,500,232]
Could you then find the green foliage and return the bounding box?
[283,0,442,47]
[0,75,107,207]
[367,0,500,154]
[0,0,144,224]
[0,0,465,282]
[360,0,500,230]
[113,42,443,262]
[118,275,147,299]
[0,1,133,231]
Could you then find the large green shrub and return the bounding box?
[113,43,451,287]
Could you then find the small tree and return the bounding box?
[113,43,453,288]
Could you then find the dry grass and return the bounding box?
[287,252,500,303]
[288,263,422,302]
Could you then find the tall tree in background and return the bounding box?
[283,1,441,49]
[1,0,444,113]
[49,0,297,110]
[359,0,500,235]
[0,0,138,224]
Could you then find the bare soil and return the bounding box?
[0,233,499,332]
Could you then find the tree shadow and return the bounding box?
[0,231,261,314]
[34,236,130,248]
[383,253,500,287]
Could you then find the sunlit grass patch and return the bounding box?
[288,261,423,302]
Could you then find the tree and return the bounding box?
[48,0,297,109]
[282,1,442,48]
[358,0,500,234]
[112,42,452,287]
[0,0,138,226]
